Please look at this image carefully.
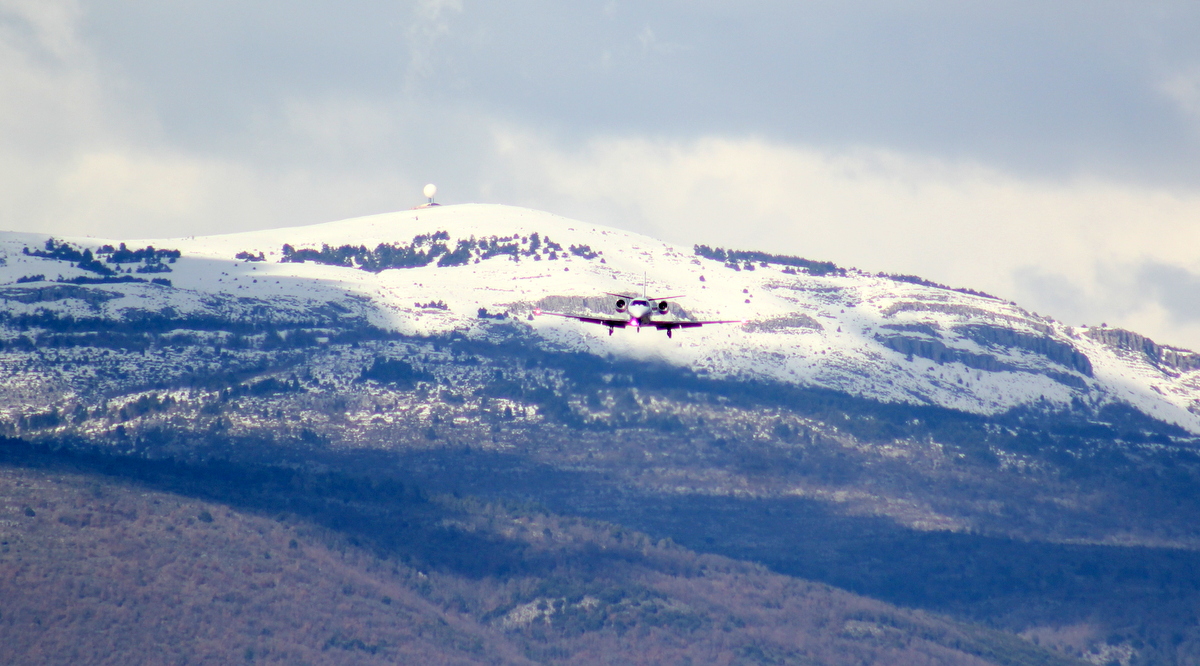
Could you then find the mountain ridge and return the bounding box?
[2,202,1198,433]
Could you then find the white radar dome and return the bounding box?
[422,183,437,199]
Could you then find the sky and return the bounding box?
[4,1,1200,348]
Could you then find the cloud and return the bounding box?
[1011,260,1200,350]
[0,1,459,237]
[405,0,462,89]
[62,2,1200,180]
[1135,262,1200,326]
[1161,67,1200,135]
[4,1,1200,350]
[483,129,1200,349]
[0,0,82,61]
[485,129,1200,276]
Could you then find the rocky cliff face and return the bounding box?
[1086,327,1200,373]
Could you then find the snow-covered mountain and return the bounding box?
[3,203,1199,431]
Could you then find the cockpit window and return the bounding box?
[632,300,649,307]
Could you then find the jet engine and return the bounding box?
[615,298,627,313]
[657,300,670,314]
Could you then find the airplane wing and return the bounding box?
[652,319,742,337]
[535,309,741,337]
[606,292,686,301]
[535,310,629,334]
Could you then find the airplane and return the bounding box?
[534,286,740,338]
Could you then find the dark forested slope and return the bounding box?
[0,439,1078,666]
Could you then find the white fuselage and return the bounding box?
[626,299,653,325]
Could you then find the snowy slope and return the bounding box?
[3,203,1200,432]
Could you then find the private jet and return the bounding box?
[535,289,739,338]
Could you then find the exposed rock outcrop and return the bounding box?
[957,325,1093,377]
[878,333,1089,389]
[1086,328,1200,373]
[744,314,823,333]
[0,285,124,305]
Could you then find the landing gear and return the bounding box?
[666,329,673,338]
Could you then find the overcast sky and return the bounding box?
[5,1,1200,348]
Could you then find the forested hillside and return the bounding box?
[0,438,1080,666]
